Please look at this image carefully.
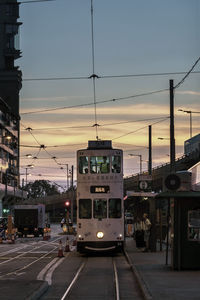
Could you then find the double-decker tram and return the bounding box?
[76,140,124,253]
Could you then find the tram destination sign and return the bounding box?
[90,186,110,193]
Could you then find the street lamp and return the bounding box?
[178,109,200,138]
[128,154,142,173]
[60,164,69,190]
[25,165,34,186]
[178,109,192,138]
[51,157,69,190]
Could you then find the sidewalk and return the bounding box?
[124,237,200,300]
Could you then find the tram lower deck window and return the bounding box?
[93,199,107,219]
[109,198,121,218]
[79,199,92,219]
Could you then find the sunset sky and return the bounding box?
[18,0,200,189]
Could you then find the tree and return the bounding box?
[25,180,60,198]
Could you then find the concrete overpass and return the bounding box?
[124,149,200,194]
[22,190,76,223]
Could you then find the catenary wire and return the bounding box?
[20,88,168,115]
[20,0,56,4]
[20,116,169,131]
[90,0,98,139]
[174,56,200,89]
[112,117,169,141]
[20,57,200,116]
[22,71,200,81]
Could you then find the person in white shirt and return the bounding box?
[141,213,151,252]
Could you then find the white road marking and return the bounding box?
[45,256,66,285]
[60,261,85,300]
[113,259,120,300]
[37,257,59,281]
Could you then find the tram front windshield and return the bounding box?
[94,199,107,219]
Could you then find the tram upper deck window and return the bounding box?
[79,156,89,174]
[188,209,200,241]
[90,156,110,174]
[93,199,107,219]
[112,156,121,173]
[109,198,121,218]
[79,199,92,219]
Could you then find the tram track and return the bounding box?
[57,253,144,300]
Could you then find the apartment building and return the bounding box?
[0,0,25,216]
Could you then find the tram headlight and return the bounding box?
[117,233,123,240]
[97,231,104,239]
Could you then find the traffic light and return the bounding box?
[3,208,10,214]
[65,201,70,211]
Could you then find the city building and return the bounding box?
[0,0,25,216]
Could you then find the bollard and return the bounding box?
[64,237,70,252]
[11,234,15,244]
[43,228,48,241]
[57,240,64,257]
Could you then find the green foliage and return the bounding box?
[25,180,60,198]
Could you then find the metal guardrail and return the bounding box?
[124,151,199,181]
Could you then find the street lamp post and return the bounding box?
[60,164,69,190]
[25,165,34,186]
[178,109,200,138]
[129,154,142,173]
[178,109,192,138]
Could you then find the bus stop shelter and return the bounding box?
[156,191,200,270]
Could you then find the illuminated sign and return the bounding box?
[90,186,110,193]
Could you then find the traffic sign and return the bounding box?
[138,174,152,191]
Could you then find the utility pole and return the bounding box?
[71,165,74,224]
[25,168,28,186]
[170,79,175,172]
[165,79,176,265]
[148,125,152,175]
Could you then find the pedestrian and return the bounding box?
[141,213,151,252]
[60,217,66,228]
[134,217,145,249]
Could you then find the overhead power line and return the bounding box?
[21,116,169,131]
[20,0,56,4]
[20,143,86,148]
[20,88,168,115]
[112,117,169,141]
[174,56,200,89]
[22,71,200,82]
